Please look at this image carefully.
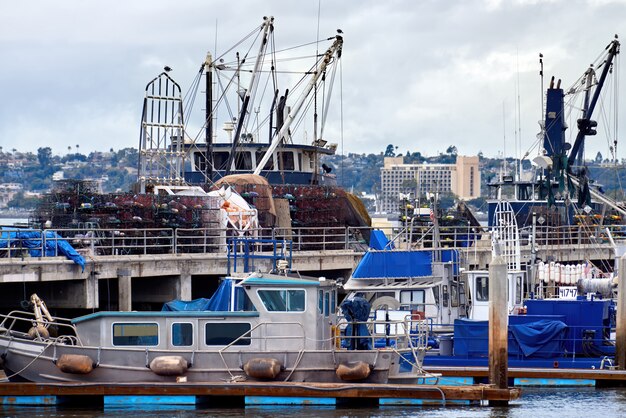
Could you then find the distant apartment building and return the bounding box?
[0,183,23,208]
[379,155,480,213]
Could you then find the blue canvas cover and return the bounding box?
[453,317,567,359]
[162,279,233,311]
[352,249,459,279]
[369,230,394,250]
[509,319,567,358]
[453,318,488,357]
[340,297,372,350]
[0,228,85,271]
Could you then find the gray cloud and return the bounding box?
[1,0,625,160]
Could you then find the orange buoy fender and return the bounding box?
[243,357,283,379]
[149,356,189,376]
[336,361,372,381]
[56,354,94,374]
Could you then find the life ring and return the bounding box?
[370,296,400,311]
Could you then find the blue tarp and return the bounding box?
[453,318,567,359]
[340,297,372,350]
[0,228,85,271]
[509,319,567,358]
[369,230,394,250]
[352,249,459,279]
[162,279,233,311]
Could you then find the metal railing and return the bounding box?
[1,223,623,261]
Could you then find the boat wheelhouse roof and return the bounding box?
[239,275,322,287]
[72,310,259,324]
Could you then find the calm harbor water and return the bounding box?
[1,387,626,418]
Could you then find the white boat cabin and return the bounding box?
[463,269,526,320]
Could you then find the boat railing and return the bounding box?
[2,223,625,260]
[335,315,429,352]
[0,226,368,258]
[219,321,307,353]
[0,310,82,346]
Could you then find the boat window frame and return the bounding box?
[204,322,251,346]
[399,289,426,312]
[171,321,194,347]
[256,288,306,312]
[111,322,159,347]
[475,276,489,302]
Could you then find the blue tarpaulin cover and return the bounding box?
[453,318,567,358]
[369,230,394,250]
[509,319,567,358]
[340,297,372,350]
[352,249,459,279]
[0,228,85,271]
[162,279,233,311]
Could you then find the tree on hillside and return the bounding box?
[37,147,52,167]
[384,144,396,157]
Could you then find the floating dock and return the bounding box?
[424,366,626,387]
[0,381,520,407]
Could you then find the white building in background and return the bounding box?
[0,183,23,208]
[379,155,480,213]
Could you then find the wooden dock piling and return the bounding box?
[489,255,508,405]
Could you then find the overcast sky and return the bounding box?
[1,0,625,160]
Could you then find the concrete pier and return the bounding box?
[0,250,359,310]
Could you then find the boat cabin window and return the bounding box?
[399,290,425,312]
[213,151,230,171]
[500,184,515,200]
[172,322,193,346]
[475,276,489,301]
[234,287,257,311]
[112,323,158,346]
[517,184,533,201]
[234,151,253,170]
[433,286,440,306]
[442,285,449,308]
[318,289,324,314]
[515,275,523,304]
[331,290,336,315]
[278,151,295,171]
[205,323,251,346]
[255,151,274,170]
[194,153,209,172]
[258,289,305,312]
[324,291,330,317]
[450,283,459,307]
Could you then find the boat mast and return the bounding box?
[254,35,343,176]
[567,38,620,170]
[205,53,214,183]
[224,16,274,176]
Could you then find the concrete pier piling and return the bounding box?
[489,255,508,405]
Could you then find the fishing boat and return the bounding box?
[0,270,428,384]
[486,37,624,231]
[31,16,369,248]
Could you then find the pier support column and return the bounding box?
[177,273,192,301]
[489,255,508,405]
[117,268,132,312]
[617,255,626,370]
